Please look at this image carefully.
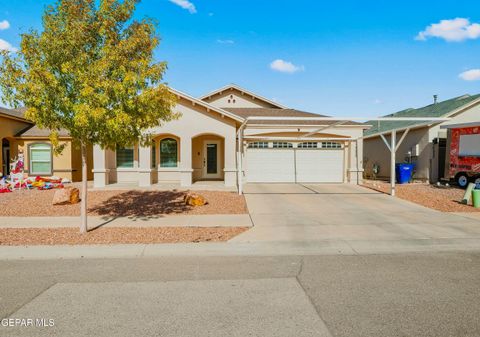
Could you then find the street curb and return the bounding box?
[2,238,480,260]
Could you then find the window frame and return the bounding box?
[116,145,135,168]
[320,141,342,149]
[247,142,269,149]
[272,142,293,149]
[151,142,157,168]
[28,143,53,176]
[298,142,318,149]
[160,138,178,168]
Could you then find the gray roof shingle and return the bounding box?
[0,106,29,121]
[364,94,480,137]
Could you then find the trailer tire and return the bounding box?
[455,173,469,188]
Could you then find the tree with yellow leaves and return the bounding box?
[0,0,177,233]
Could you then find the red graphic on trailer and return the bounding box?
[448,126,480,177]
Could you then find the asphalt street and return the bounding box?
[1,252,480,337]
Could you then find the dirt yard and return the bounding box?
[0,187,248,217]
[0,227,248,245]
[362,180,480,213]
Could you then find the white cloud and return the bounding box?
[459,69,480,81]
[216,39,234,44]
[168,0,196,14]
[0,20,9,30]
[0,38,17,52]
[416,18,480,42]
[373,99,382,105]
[270,59,304,74]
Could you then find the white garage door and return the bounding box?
[295,149,344,183]
[246,148,344,183]
[246,149,296,183]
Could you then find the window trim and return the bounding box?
[248,142,269,149]
[298,142,318,149]
[272,142,293,149]
[320,141,342,149]
[160,138,178,168]
[28,143,53,176]
[116,145,135,168]
[151,142,157,169]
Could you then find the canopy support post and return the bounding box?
[390,130,396,196]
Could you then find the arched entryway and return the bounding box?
[191,134,225,182]
[151,133,181,184]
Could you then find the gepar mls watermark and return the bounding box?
[1,318,55,328]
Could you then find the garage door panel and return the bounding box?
[246,148,344,183]
[246,149,295,183]
[296,150,344,183]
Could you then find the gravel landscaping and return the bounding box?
[0,186,248,217]
[0,227,248,245]
[362,180,480,213]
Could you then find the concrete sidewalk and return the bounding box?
[0,214,252,229]
[3,238,480,260]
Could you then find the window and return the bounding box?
[151,143,156,168]
[459,134,480,157]
[160,138,177,167]
[248,142,269,149]
[298,142,318,149]
[273,142,293,149]
[29,143,52,175]
[321,142,342,149]
[116,146,134,168]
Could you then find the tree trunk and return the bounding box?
[80,142,88,234]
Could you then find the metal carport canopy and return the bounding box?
[236,116,451,195]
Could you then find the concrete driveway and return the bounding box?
[231,183,480,243]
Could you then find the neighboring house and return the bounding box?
[93,84,368,188]
[363,94,480,183]
[0,107,93,181]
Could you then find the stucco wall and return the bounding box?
[153,134,181,183]
[192,135,225,181]
[98,97,238,186]
[12,139,93,182]
[203,90,278,108]
[0,116,31,175]
[364,127,431,180]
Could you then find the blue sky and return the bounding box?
[1,0,480,118]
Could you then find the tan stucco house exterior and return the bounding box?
[93,84,368,189]
[0,107,93,182]
[363,94,480,183]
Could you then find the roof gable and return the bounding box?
[364,94,480,137]
[199,84,287,109]
[169,87,244,123]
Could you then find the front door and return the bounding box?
[203,140,221,179]
[2,146,9,176]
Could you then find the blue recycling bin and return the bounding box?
[396,163,414,184]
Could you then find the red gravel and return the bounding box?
[0,227,249,246]
[0,187,248,217]
[363,180,480,213]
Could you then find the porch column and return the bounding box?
[93,144,110,188]
[138,144,153,187]
[224,134,237,187]
[180,136,192,186]
[347,139,364,185]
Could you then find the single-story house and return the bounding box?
[93,84,368,188]
[363,94,480,183]
[0,107,93,181]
